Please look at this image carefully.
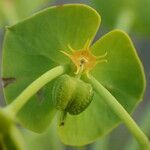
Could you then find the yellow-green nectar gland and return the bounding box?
[61,40,107,75]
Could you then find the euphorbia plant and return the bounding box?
[0,4,150,149]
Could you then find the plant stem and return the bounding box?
[87,74,150,149]
[4,65,68,116]
[124,101,150,150]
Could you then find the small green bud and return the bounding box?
[52,74,94,115]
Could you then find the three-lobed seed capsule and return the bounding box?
[52,74,94,116]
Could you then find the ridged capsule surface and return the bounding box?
[52,74,94,115]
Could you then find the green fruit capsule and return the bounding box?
[52,74,94,115]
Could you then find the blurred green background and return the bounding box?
[0,0,150,150]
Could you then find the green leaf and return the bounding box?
[91,30,145,109]
[2,4,100,132]
[58,30,146,146]
[124,102,150,150]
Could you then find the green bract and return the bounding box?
[2,4,145,146]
